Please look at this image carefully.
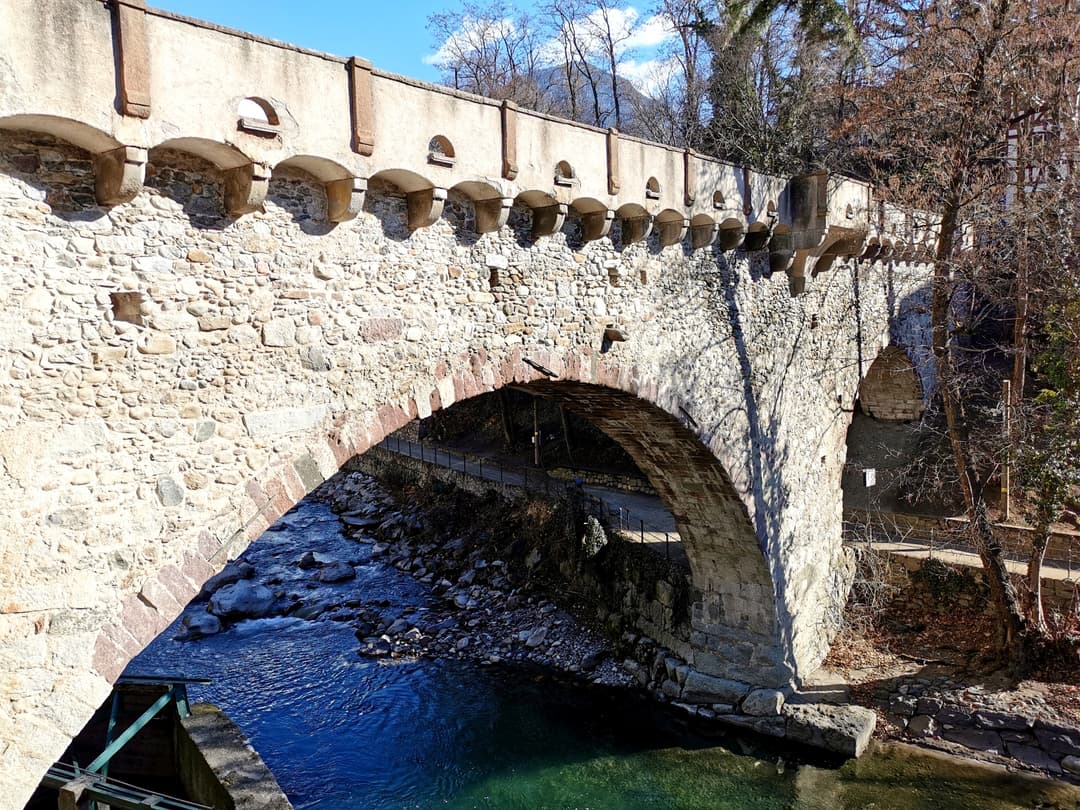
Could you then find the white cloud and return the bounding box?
[623,13,675,51]
[620,55,682,97]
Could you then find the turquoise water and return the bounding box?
[130,498,1080,810]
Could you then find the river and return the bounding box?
[129,485,1079,809]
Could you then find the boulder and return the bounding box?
[208,580,276,621]
[741,688,785,717]
[198,561,256,599]
[680,671,751,705]
[317,561,356,583]
[783,703,877,758]
[525,627,548,649]
[907,714,937,738]
[178,611,222,640]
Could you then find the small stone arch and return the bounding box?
[513,189,566,239]
[554,160,576,186]
[237,97,280,135]
[0,114,145,206]
[274,155,364,223]
[367,168,446,231]
[653,208,687,248]
[712,190,727,210]
[689,213,717,250]
[153,137,267,217]
[615,202,652,246]
[716,217,744,251]
[645,176,661,200]
[427,135,456,168]
[450,179,511,234]
[569,197,613,242]
[859,346,924,422]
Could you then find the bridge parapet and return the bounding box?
[0,0,929,294]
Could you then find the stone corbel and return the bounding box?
[810,226,866,276]
[582,209,615,242]
[474,196,513,234]
[859,237,881,262]
[94,145,147,205]
[224,161,270,217]
[657,217,689,248]
[787,249,813,296]
[768,227,793,275]
[531,203,567,239]
[326,177,366,223]
[406,187,447,231]
[621,216,653,245]
[690,221,718,251]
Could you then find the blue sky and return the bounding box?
[152,1,451,81]
[152,1,676,94]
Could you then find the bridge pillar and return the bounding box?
[406,186,448,230]
[325,177,366,223]
[93,145,147,206]
[474,196,513,234]
[531,202,567,239]
[224,161,270,217]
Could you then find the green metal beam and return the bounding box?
[85,687,174,774]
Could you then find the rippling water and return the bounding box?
[130,497,1080,810]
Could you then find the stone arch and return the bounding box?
[0,114,120,154]
[0,115,146,207]
[716,217,744,251]
[569,197,613,243]
[615,202,652,246]
[858,345,924,422]
[90,348,787,696]
[449,179,511,234]
[367,168,445,231]
[427,134,455,167]
[273,155,363,223]
[513,189,566,239]
[653,208,687,248]
[152,137,266,217]
[689,213,717,250]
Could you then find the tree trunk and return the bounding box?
[932,191,1030,667]
[1026,527,1051,633]
[559,405,574,464]
[498,389,513,448]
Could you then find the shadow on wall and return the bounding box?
[0,130,107,222]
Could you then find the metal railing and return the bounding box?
[376,435,686,565]
[844,515,1077,582]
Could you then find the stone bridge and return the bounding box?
[0,0,936,801]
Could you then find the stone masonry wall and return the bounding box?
[0,130,931,802]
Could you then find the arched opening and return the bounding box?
[712,190,726,210]
[146,143,229,225]
[237,97,280,136]
[0,124,101,214]
[716,217,744,251]
[653,209,686,249]
[615,202,651,247]
[858,346,924,423]
[366,168,445,232]
[427,135,456,167]
[450,180,509,235]
[645,176,661,200]
[554,160,576,187]
[843,345,928,516]
[512,189,565,240]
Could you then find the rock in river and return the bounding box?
[208,580,277,621]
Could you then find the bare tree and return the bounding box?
[850,0,1080,670]
[427,2,553,110]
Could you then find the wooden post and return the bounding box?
[1002,379,1011,520]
